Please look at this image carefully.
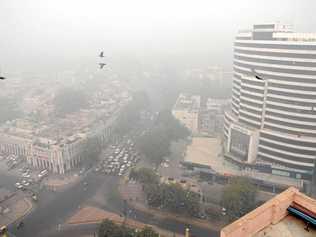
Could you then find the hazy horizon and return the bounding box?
[0,0,315,73]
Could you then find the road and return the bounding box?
[4,169,218,237]
[2,131,218,237]
[9,171,107,237]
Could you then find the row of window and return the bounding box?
[239,117,261,128]
[257,154,313,171]
[263,123,316,138]
[265,110,316,123]
[234,66,316,84]
[241,85,264,94]
[240,110,261,122]
[235,54,316,67]
[269,82,316,92]
[241,91,263,101]
[240,104,262,116]
[259,139,316,156]
[266,103,316,115]
[235,48,316,59]
[267,96,316,107]
[268,89,316,99]
[265,117,316,130]
[258,146,314,164]
[234,61,316,76]
[235,42,316,50]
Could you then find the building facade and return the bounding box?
[172,94,201,135]
[0,119,115,174]
[224,23,316,175]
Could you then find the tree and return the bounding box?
[0,96,21,123]
[98,219,134,237]
[81,137,102,166]
[115,91,150,135]
[54,87,88,116]
[140,180,200,217]
[155,110,190,141]
[129,168,159,185]
[221,177,257,221]
[136,110,189,165]
[136,126,170,165]
[98,219,159,237]
[136,226,159,237]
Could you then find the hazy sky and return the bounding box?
[0,0,315,73]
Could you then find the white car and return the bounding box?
[16,184,23,189]
[24,182,30,187]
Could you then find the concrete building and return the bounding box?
[199,99,228,136]
[0,87,126,174]
[224,23,316,179]
[172,94,201,135]
[221,187,316,237]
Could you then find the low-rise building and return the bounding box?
[172,94,201,135]
[199,98,228,136]
[0,93,128,174]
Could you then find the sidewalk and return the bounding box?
[118,179,224,232]
[0,197,33,227]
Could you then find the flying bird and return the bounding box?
[251,68,263,80]
[99,51,104,58]
[99,63,106,69]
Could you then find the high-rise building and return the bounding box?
[224,23,316,177]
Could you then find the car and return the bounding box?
[32,194,38,201]
[24,182,30,187]
[22,180,27,184]
[17,184,23,189]
[15,182,21,188]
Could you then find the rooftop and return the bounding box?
[254,215,315,237]
[221,187,316,237]
[173,93,201,112]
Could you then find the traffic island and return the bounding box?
[0,192,33,227]
[118,178,224,233]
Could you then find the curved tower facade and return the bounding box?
[224,23,316,175]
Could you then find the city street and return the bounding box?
[4,167,218,237]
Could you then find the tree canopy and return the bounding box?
[0,96,21,123]
[130,168,200,217]
[221,177,257,221]
[115,91,150,135]
[98,219,159,237]
[129,168,159,185]
[54,87,88,116]
[144,183,200,217]
[81,137,102,166]
[136,110,189,165]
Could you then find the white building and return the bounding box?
[172,94,200,134]
[224,23,316,176]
